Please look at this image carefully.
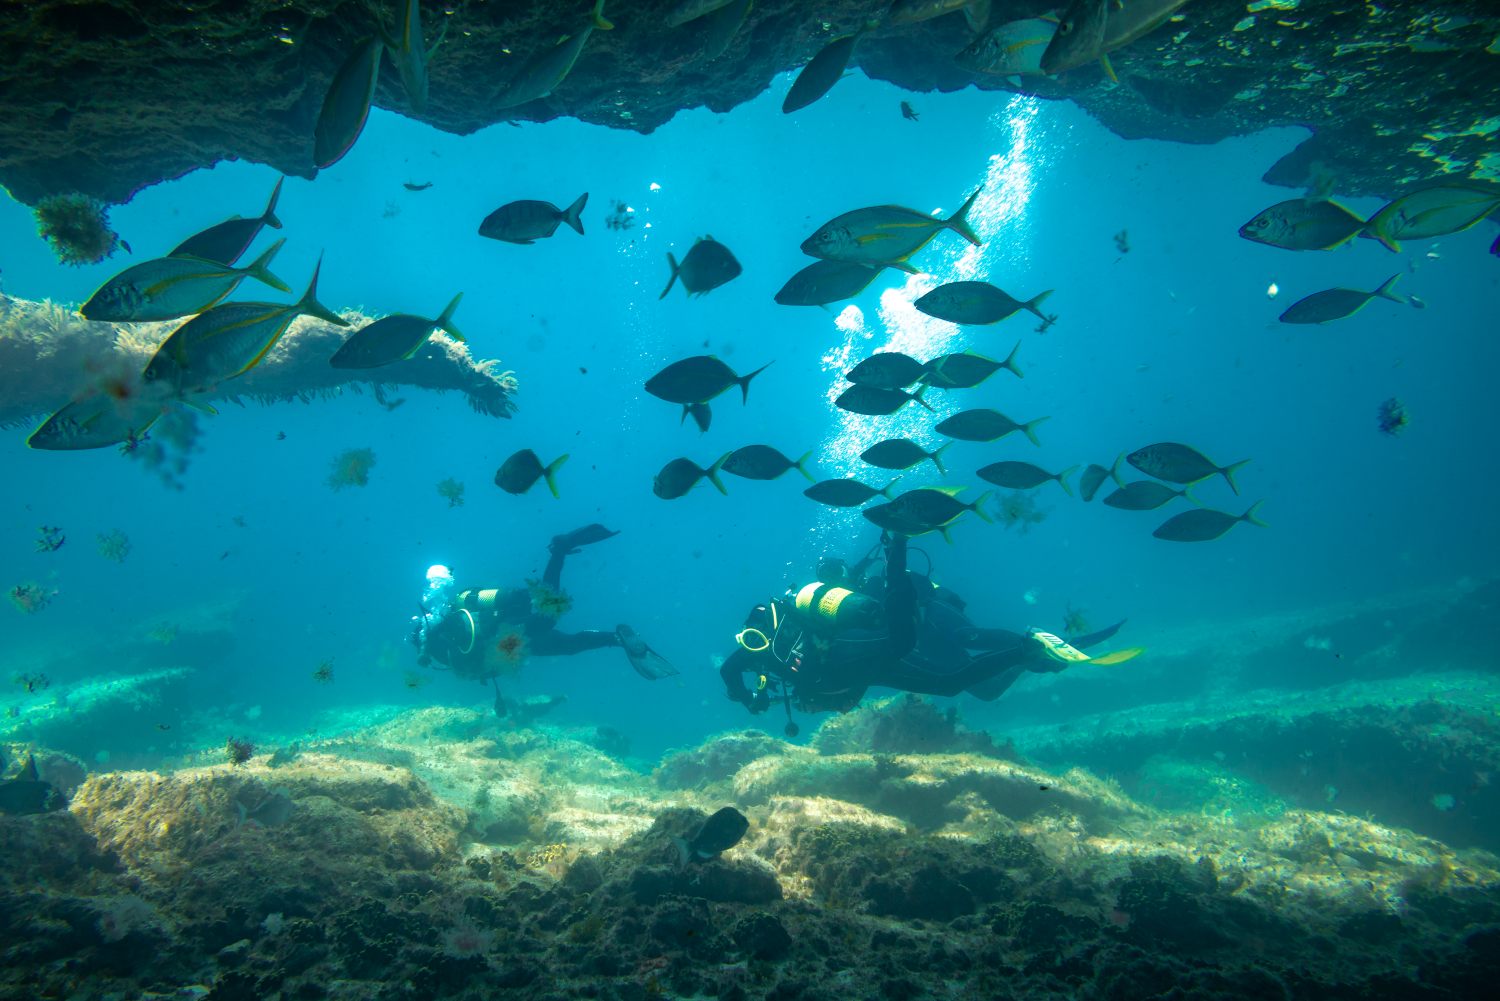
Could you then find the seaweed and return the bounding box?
[33,193,120,266]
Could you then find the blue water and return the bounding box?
[2,73,1496,764]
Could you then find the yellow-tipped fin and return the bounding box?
[542,453,570,498]
[795,451,816,483]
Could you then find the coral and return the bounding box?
[9,582,55,614]
[1378,396,1411,436]
[435,477,465,507]
[32,192,119,266]
[95,529,131,563]
[327,447,376,490]
[225,736,255,765]
[994,489,1048,533]
[486,627,529,673]
[526,579,572,619]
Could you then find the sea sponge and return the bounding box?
[34,193,121,266]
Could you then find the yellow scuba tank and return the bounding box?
[792,581,882,632]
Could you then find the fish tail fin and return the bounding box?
[262,176,285,229]
[1221,458,1250,496]
[879,475,902,499]
[592,0,614,30]
[434,292,465,343]
[912,384,935,412]
[707,453,731,495]
[1241,500,1268,529]
[1373,273,1404,303]
[930,439,950,475]
[1109,451,1126,487]
[892,259,923,275]
[971,491,994,524]
[795,451,816,482]
[659,252,680,299]
[1023,289,1054,319]
[679,404,691,425]
[1369,222,1401,253]
[1001,340,1023,379]
[672,836,690,868]
[564,192,588,236]
[738,361,774,404]
[947,187,983,246]
[1098,52,1119,84]
[543,454,570,499]
[295,255,350,326]
[1021,416,1049,447]
[1181,484,1199,506]
[245,237,292,293]
[1057,465,1077,498]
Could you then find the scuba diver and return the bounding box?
[718,533,1139,734]
[410,524,677,715]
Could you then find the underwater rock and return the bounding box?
[1,1,1498,206]
[811,693,1022,759]
[653,729,790,789]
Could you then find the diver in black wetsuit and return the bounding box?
[718,534,1137,733]
[411,525,676,712]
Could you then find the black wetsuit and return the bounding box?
[719,536,1045,714]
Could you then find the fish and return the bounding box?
[922,344,1023,389]
[721,445,814,481]
[0,754,59,815]
[1077,454,1124,502]
[1153,502,1266,543]
[142,259,349,397]
[1102,480,1195,510]
[495,449,569,498]
[494,0,613,109]
[900,101,919,121]
[329,292,465,369]
[479,193,588,244]
[774,260,888,306]
[861,437,949,473]
[886,486,992,528]
[645,356,772,405]
[835,383,932,416]
[1126,442,1246,494]
[660,236,742,298]
[697,0,753,61]
[783,23,874,114]
[1040,0,1109,75]
[169,176,285,265]
[80,238,291,322]
[653,454,730,499]
[1238,198,1367,252]
[667,0,735,27]
[1044,0,1191,78]
[976,461,1075,496]
[862,501,966,541]
[1366,185,1500,252]
[313,36,384,169]
[803,476,901,507]
[1278,274,1404,325]
[935,409,1049,445]
[954,17,1055,76]
[847,352,926,390]
[27,386,168,452]
[403,181,434,191]
[675,806,750,864]
[914,281,1053,324]
[802,189,982,269]
[683,401,712,433]
[385,0,443,114]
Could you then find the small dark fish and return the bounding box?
[329,292,465,369]
[914,281,1052,324]
[1040,0,1109,74]
[479,194,588,244]
[1077,455,1124,502]
[1127,443,1247,494]
[653,455,730,499]
[775,260,887,306]
[901,101,920,121]
[886,486,991,528]
[1279,275,1404,325]
[120,239,132,254]
[403,181,434,192]
[495,449,569,498]
[921,346,1020,389]
[861,438,948,473]
[170,176,285,266]
[977,461,1075,496]
[803,476,900,507]
[1153,502,1267,543]
[935,409,1049,445]
[1102,480,1195,511]
[660,236,742,298]
[721,445,814,482]
[314,36,383,170]
[646,356,772,405]
[835,384,932,416]
[683,402,712,433]
[1238,198,1366,252]
[783,26,870,114]
[677,806,749,863]
[494,0,613,108]
[156,722,172,730]
[847,352,926,390]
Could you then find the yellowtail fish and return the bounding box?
[803,476,901,507]
[976,461,1075,496]
[142,258,348,396]
[1153,502,1265,543]
[329,292,465,369]
[645,355,772,405]
[1040,0,1108,75]
[720,445,814,482]
[920,347,1019,389]
[886,0,990,29]
[496,449,569,497]
[934,409,1048,446]
[479,194,588,244]
[1278,274,1404,325]
[783,21,878,114]
[314,37,383,169]
[914,280,1052,324]
[885,486,992,529]
[169,176,284,265]
[1366,185,1500,252]
[1102,480,1195,511]
[1044,0,1193,77]
[385,0,444,114]
[653,455,730,499]
[835,383,931,416]
[1126,442,1246,493]
[862,500,971,541]
[802,189,982,269]
[861,437,948,473]
[494,0,613,109]
[1238,198,1367,252]
[698,0,753,61]
[1077,454,1125,501]
[774,260,887,306]
[80,238,290,322]
[660,236,742,298]
[955,17,1055,76]
[27,384,168,452]
[847,351,926,390]
[667,0,735,27]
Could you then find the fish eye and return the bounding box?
[1058,20,1073,35]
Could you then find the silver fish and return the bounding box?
[494,0,613,109]
[80,239,290,322]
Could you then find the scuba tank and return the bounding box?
[791,581,883,632]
